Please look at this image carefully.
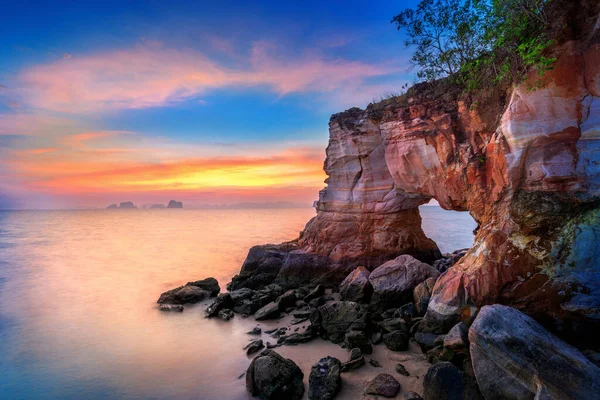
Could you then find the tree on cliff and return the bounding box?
[392,0,555,90]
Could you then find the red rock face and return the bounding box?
[298,6,600,344]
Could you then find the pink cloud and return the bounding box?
[18,42,398,113]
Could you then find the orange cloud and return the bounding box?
[18,43,396,113]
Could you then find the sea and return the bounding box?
[0,206,476,400]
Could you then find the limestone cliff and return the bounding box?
[233,0,600,347]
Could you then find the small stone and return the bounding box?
[369,359,382,368]
[371,332,383,344]
[395,363,410,376]
[404,391,423,400]
[364,373,401,398]
[266,341,278,349]
[247,326,261,335]
[218,308,234,321]
[291,317,309,325]
[341,348,365,372]
[345,331,372,354]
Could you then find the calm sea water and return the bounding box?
[0,207,475,399]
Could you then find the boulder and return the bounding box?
[443,322,468,352]
[317,301,368,343]
[205,293,233,317]
[378,317,407,333]
[469,305,600,400]
[423,362,482,400]
[364,373,401,398]
[246,350,304,400]
[344,331,372,354]
[414,332,442,351]
[304,284,325,302]
[308,356,342,400]
[158,304,184,312]
[275,290,297,310]
[339,266,372,303]
[186,277,220,296]
[255,302,281,321]
[383,331,409,351]
[369,255,440,312]
[229,288,254,303]
[244,339,264,355]
[233,298,261,315]
[157,285,210,305]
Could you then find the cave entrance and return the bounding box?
[419,200,477,255]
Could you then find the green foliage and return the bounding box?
[392,0,556,91]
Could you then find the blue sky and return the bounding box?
[0,0,419,209]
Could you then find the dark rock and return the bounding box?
[291,317,309,325]
[167,200,183,208]
[264,328,278,334]
[186,277,220,296]
[423,362,475,400]
[276,289,297,310]
[309,296,326,308]
[304,284,325,302]
[230,288,254,303]
[233,298,261,315]
[364,373,401,398]
[244,339,264,355]
[469,305,600,400]
[308,356,342,400]
[379,318,407,334]
[381,308,400,320]
[397,302,417,319]
[157,285,210,305]
[404,392,423,400]
[266,342,278,349]
[159,304,184,312]
[246,350,304,400]
[339,266,372,303]
[218,309,234,321]
[317,301,368,343]
[344,331,372,354]
[247,326,261,335]
[205,293,233,317]
[255,302,281,321]
[427,346,455,364]
[443,322,468,352]
[341,348,365,372]
[371,332,383,344]
[414,332,441,351]
[270,327,288,338]
[281,332,313,345]
[413,277,436,315]
[383,330,409,351]
[395,363,410,376]
[369,255,439,312]
[369,358,382,368]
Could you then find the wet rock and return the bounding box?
[317,301,368,343]
[369,358,382,368]
[281,332,313,346]
[159,304,184,312]
[344,331,372,354]
[371,332,383,344]
[443,322,468,352]
[369,255,439,312]
[309,296,326,308]
[304,284,325,302]
[157,285,210,305]
[270,327,288,338]
[379,318,407,334]
[364,373,401,398]
[383,330,409,351]
[266,342,278,349]
[218,309,234,321]
[233,298,261,315]
[276,289,297,310]
[395,363,410,376]
[308,356,342,400]
[255,302,280,321]
[413,277,436,315]
[244,339,264,355]
[185,277,220,296]
[205,293,233,317]
[397,302,417,319]
[229,288,254,303]
[247,326,261,335]
[339,266,372,303]
[469,305,600,400]
[246,350,304,400]
[341,348,365,372]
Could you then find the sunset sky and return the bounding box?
[0,0,419,209]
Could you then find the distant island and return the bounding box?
[167,200,183,208]
[107,200,183,209]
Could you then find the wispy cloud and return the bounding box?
[18,42,398,113]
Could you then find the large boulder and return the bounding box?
[413,277,436,315]
[246,350,304,400]
[316,301,368,343]
[339,266,372,303]
[369,255,440,312]
[255,301,281,321]
[186,277,220,296]
[157,285,210,305]
[469,305,600,400]
[308,356,342,400]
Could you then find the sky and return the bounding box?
[0,0,419,209]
